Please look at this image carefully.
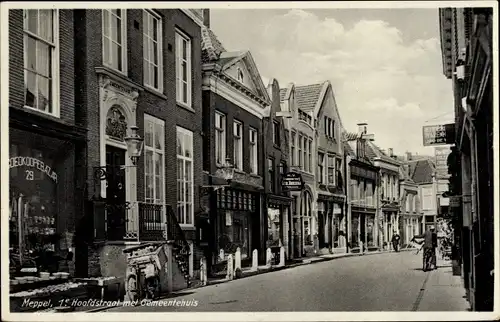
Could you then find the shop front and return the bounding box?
[317,194,346,254]
[292,188,314,258]
[266,195,292,260]
[214,188,259,264]
[9,111,86,277]
[350,207,376,252]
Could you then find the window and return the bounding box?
[327,119,332,137]
[413,196,418,213]
[308,138,313,173]
[177,127,194,226]
[175,29,192,107]
[268,158,275,193]
[233,121,243,170]
[332,119,336,139]
[273,121,280,146]
[102,9,127,73]
[318,153,325,184]
[144,115,165,205]
[237,67,244,82]
[143,10,162,92]
[406,195,411,212]
[215,111,226,165]
[350,179,358,203]
[422,187,433,210]
[366,181,373,205]
[324,117,328,136]
[298,134,303,169]
[327,155,335,185]
[23,9,59,116]
[291,131,296,166]
[304,137,308,172]
[249,127,258,174]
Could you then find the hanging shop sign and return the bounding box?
[9,156,58,183]
[281,172,304,191]
[422,124,455,146]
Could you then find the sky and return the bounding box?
[210,8,455,156]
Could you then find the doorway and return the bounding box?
[105,145,126,240]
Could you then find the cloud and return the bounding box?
[211,9,453,155]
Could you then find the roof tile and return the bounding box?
[279,88,287,101]
[201,26,226,62]
[295,83,323,110]
[410,160,435,184]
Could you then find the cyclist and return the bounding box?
[411,226,438,270]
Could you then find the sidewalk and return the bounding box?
[416,258,470,311]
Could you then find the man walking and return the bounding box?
[391,231,401,252]
[412,226,438,269]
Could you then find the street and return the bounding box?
[106,251,468,312]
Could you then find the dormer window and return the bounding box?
[237,67,244,82]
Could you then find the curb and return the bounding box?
[83,248,417,312]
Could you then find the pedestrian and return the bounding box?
[391,231,401,252]
[412,226,438,270]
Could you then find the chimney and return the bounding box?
[357,122,367,135]
[388,148,393,157]
[406,152,412,161]
[203,9,210,28]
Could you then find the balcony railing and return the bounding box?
[138,202,164,241]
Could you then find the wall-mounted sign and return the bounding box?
[422,124,455,146]
[281,172,304,191]
[449,196,462,208]
[9,156,58,183]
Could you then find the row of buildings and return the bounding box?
[8,8,449,288]
[438,7,494,311]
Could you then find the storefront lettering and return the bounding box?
[9,157,58,183]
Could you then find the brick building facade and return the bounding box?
[72,9,204,280]
[200,21,272,272]
[8,9,86,275]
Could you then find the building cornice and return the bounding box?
[202,74,269,119]
[180,9,204,27]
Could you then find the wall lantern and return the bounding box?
[125,125,144,165]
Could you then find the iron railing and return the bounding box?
[138,202,164,241]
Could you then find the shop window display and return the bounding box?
[9,131,75,276]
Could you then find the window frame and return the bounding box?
[308,138,313,173]
[291,131,296,166]
[249,127,258,174]
[102,9,128,74]
[144,114,166,207]
[233,120,243,170]
[175,28,192,108]
[143,9,163,93]
[273,120,280,146]
[23,9,60,118]
[215,111,226,166]
[176,126,195,227]
[318,152,325,184]
[268,157,275,193]
[327,154,335,185]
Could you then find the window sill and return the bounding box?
[21,105,61,120]
[249,173,261,179]
[180,225,196,231]
[177,101,195,113]
[144,85,167,99]
[102,63,128,78]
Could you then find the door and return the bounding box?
[106,145,126,240]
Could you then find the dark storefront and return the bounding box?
[213,187,260,263]
[9,109,86,276]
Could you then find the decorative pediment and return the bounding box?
[220,51,270,104]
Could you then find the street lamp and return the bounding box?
[124,125,144,166]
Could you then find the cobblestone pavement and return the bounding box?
[105,251,469,312]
